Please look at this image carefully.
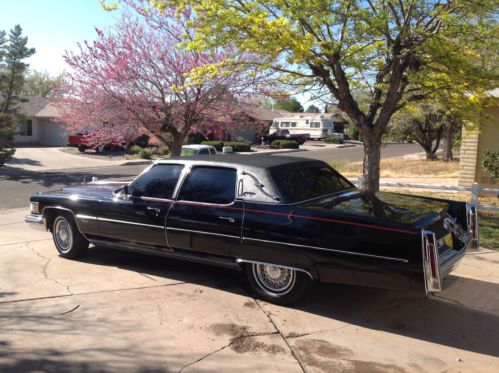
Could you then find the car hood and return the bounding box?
[50,182,130,200]
[304,191,448,227]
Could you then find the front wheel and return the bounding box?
[245,263,311,305]
[52,215,89,259]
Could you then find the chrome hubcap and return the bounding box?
[253,263,296,295]
[55,218,73,253]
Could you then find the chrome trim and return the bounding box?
[76,214,98,220]
[75,214,164,229]
[25,214,47,231]
[98,217,164,229]
[236,259,314,279]
[242,236,409,263]
[41,206,89,240]
[166,227,240,240]
[421,229,441,293]
[466,204,479,248]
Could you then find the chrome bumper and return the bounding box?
[25,214,47,231]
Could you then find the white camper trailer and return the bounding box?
[270,114,345,140]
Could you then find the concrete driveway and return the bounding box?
[1,208,498,372]
[6,147,127,172]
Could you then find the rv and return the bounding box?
[271,114,345,140]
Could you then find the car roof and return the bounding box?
[155,154,325,170]
[181,144,216,149]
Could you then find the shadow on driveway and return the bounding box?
[77,246,499,359]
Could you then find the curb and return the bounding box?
[337,144,356,149]
[120,160,153,166]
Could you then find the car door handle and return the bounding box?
[147,207,160,213]
[219,216,235,223]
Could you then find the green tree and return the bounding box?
[0,113,15,165]
[0,25,35,112]
[306,104,320,113]
[0,25,35,165]
[274,98,304,112]
[20,70,63,97]
[160,0,498,193]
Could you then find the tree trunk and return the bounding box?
[442,123,454,162]
[425,149,438,160]
[169,140,182,157]
[362,136,382,195]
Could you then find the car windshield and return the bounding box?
[271,164,354,203]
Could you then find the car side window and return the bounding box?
[178,166,236,204]
[199,148,209,155]
[209,148,216,155]
[129,164,184,199]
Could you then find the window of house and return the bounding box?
[16,119,33,136]
[129,164,184,199]
[178,166,236,204]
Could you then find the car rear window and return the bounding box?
[271,165,353,202]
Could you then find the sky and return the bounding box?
[0,0,316,108]
[0,0,119,75]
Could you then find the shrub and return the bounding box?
[324,136,344,144]
[0,113,16,165]
[187,132,207,144]
[224,141,251,152]
[483,149,499,178]
[271,140,299,149]
[133,134,150,148]
[129,145,143,154]
[158,146,170,156]
[202,141,224,151]
[138,149,153,159]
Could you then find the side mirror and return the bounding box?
[114,185,130,200]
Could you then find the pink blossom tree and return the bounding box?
[56,0,270,155]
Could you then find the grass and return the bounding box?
[332,155,459,178]
[479,215,499,250]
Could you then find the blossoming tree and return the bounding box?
[56,1,269,155]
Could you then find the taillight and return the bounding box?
[467,205,479,247]
[422,230,441,293]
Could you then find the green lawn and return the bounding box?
[480,215,499,250]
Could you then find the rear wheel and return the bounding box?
[245,263,311,304]
[77,145,87,152]
[52,215,89,259]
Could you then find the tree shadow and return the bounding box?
[6,158,43,167]
[79,246,499,359]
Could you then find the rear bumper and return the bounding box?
[25,214,47,231]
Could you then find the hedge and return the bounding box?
[201,141,224,151]
[201,141,251,152]
[224,141,251,152]
[271,140,299,149]
[323,136,344,144]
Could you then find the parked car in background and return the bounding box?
[68,131,128,153]
[181,144,217,156]
[25,155,476,304]
[263,129,310,145]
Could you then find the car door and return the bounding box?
[166,165,243,257]
[96,163,184,250]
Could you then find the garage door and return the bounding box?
[40,120,68,146]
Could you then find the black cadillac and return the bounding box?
[25,155,478,304]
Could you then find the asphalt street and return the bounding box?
[0,143,421,210]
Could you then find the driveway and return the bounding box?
[1,208,498,372]
[6,146,128,172]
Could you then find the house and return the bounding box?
[13,96,67,146]
[458,89,499,188]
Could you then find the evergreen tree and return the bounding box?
[0,25,35,113]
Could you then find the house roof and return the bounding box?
[238,104,290,121]
[11,96,61,118]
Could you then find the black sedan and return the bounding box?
[25,155,477,304]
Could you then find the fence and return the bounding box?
[352,178,499,212]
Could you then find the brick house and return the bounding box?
[458,89,499,188]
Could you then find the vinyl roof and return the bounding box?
[156,154,324,169]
